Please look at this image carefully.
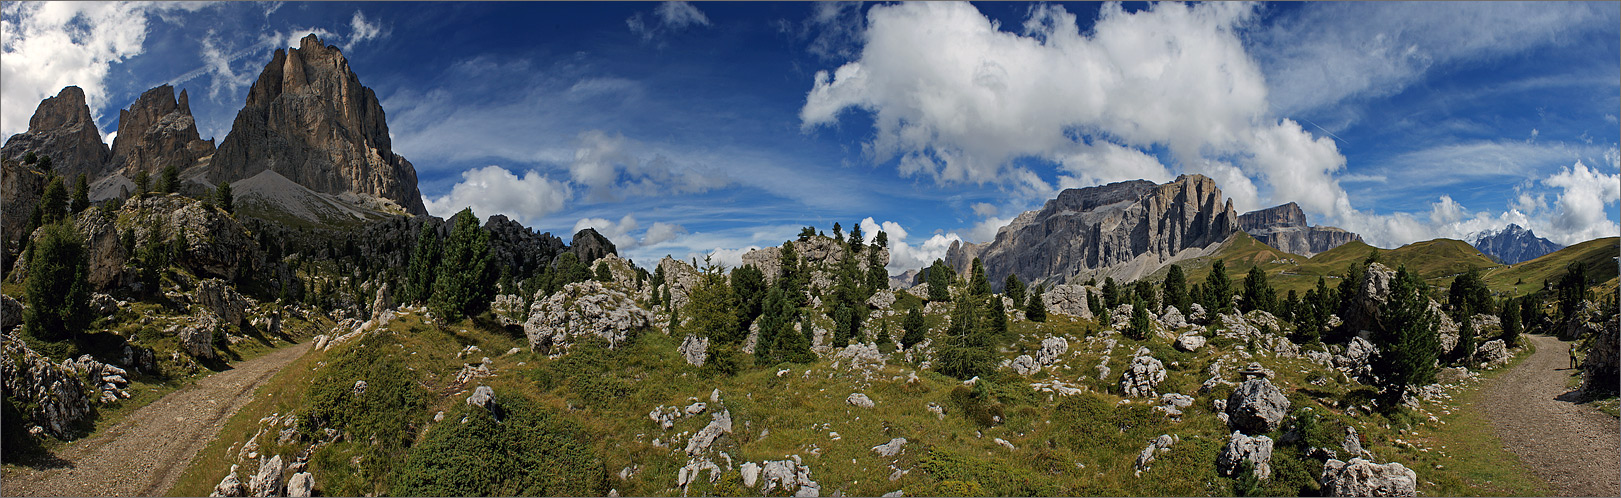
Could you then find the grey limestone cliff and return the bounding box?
[1237,202,1362,257]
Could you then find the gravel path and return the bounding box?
[1,341,311,497]
[1480,334,1619,497]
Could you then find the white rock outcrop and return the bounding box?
[523,280,651,353]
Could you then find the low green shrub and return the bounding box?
[392,395,608,496]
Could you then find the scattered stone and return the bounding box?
[1175,333,1206,352]
[679,334,710,367]
[1320,458,1418,497]
[211,464,247,497]
[248,455,284,497]
[1161,306,1188,330]
[177,314,219,359]
[926,402,946,419]
[1041,284,1094,319]
[1121,347,1166,398]
[1475,339,1509,366]
[686,402,708,415]
[1034,336,1069,365]
[994,438,1016,450]
[833,342,886,371]
[847,393,875,408]
[866,290,896,310]
[872,437,907,457]
[1227,377,1290,434]
[1,332,92,438]
[1134,434,1178,474]
[1158,393,1195,420]
[741,461,761,488]
[1010,355,1040,376]
[685,409,733,456]
[1342,426,1364,457]
[1218,431,1274,480]
[490,294,528,326]
[285,472,314,497]
[0,295,22,332]
[467,385,498,416]
[1188,303,1209,325]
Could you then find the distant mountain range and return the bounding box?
[1470,224,1563,264]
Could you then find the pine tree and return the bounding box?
[1163,264,1188,312]
[798,226,816,241]
[1557,262,1588,324]
[1134,280,1159,312]
[832,222,843,242]
[1239,266,1276,314]
[216,181,233,214]
[1373,265,1440,408]
[70,174,90,214]
[848,222,864,253]
[1004,274,1026,308]
[901,307,926,348]
[159,164,180,194]
[594,261,613,282]
[23,223,90,342]
[778,242,808,308]
[989,292,1008,338]
[429,209,494,323]
[134,169,151,195]
[968,258,991,297]
[38,176,68,224]
[755,286,794,364]
[1453,313,1477,365]
[1448,267,1491,318]
[732,264,767,334]
[1206,259,1233,313]
[832,303,855,347]
[1499,297,1521,347]
[1126,296,1152,341]
[687,257,741,344]
[866,247,888,295]
[937,293,995,380]
[1102,277,1120,309]
[404,222,441,303]
[874,230,889,250]
[1026,284,1047,322]
[926,259,952,302]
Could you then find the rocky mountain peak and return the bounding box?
[1238,202,1361,257]
[947,174,1239,288]
[210,34,427,216]
[1471,223,1563,264]
[109,84,215,176]
[1,86,111,180]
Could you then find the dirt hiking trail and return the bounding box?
[2,341,310,497]
[1480,334,1619,497]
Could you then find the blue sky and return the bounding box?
[3,1,1618,272]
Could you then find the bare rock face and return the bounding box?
[1344,263,1396,334]
[0,86,111,181]
[125,195,260,281]
[210,34,426,216]
[947,175,1239,288]
[1470,223,1562,264]
[484,214,567,279]
[569,227,617,265]
[1,295,22,332]
[74,208,127,289]
[1121,347,1166,398]
[249,454,284,497]
[657,257,703,310]
[1041,284,1093,319]
[522,280,652,353]
[740,235,889,297]
[108,84,215,177]
[2,160,47,259]
[1320,458,1418,497]
[1583,315,1619,394]
[177,313,220,360]
[2,331,93,438]
[1238,202,1362,257]
[195,278,250,327]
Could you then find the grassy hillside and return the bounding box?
[169,293,1549,497]
[1482,237,1619,297]
[1150,234,1504,297]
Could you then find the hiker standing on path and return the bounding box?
[1570,344,1579,369]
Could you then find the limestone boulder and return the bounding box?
[285,472,314,497]
[679,335,709,367]
[249,455,284,497]
[1041,284,1093,319]
[1,331,93,438]
[1320,458,1418,497]
[1218,431,1274,480]
[523,280,651,354]
[1121,347,1166,398]
[195,278,249,327]
[1226,377,1290,435]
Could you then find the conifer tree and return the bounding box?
[686,257,741,344]
[38,176,67,224]
[1240,266,1276,314]
[732,264,767,334]
[23,223,89,342]
[968,258,991,297]
[755,286,796,364]
[1163,264,1188,312]
[874,230,888,250]
[404,222,441,303]
[1126,296,1152,341]
[832,222,843,242]
[1102,277,1120,309]
[594,261,613,282]
[848,222,863,253]
[1453,313,1477,365]
[866,247,888,295]
[989,291,1008,338]
[901,307,926,348]
[70,174,90,214]
[1134,279,1159,312]
[1026,284,1047,322]
[926,259,952,302]
[937,293,994,380]
[1004,273,1026,309]
[159,164,180,194]
[1373,265,1440,407]
[1499,297,1521,347]
[216,181,233,214]
[1206,259,1233,313]
[134,169,151,195]
[429,209,494,322]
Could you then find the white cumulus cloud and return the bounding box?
[574,214,640,248]
[856,217,962,275]
[643,221,688,246]
[1,2,204,140]
[423,165,571,227]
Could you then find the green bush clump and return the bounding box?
[393,395,608,496]
[947,382,1005,427]
[916,447,1056,496]
[300,335,428,494]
